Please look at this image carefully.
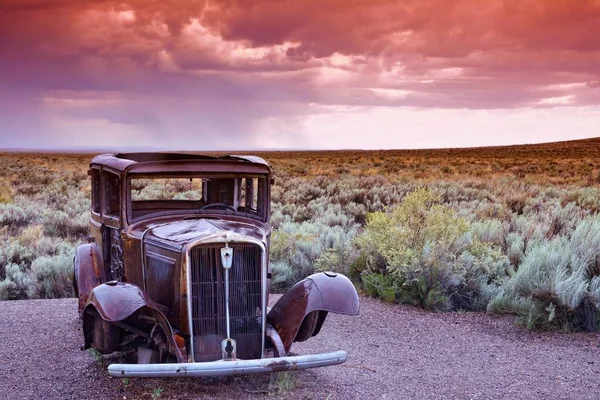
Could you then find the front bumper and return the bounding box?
[107,350,348,378]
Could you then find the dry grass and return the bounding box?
[4,137,600,186]
[2,138,600,320]
[247,137,600,186]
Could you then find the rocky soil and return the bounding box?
[1,297,599,399]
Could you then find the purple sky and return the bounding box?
[1,0,599,151]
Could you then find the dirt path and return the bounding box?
[1,297,599,399]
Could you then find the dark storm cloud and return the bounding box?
[1,0,599,149]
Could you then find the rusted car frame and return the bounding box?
[74,152,359,377]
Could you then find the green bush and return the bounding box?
[355,188,511,311]
[362,273,396,303]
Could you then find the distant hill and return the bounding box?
[2,137,600,159]
[244,137,600,161]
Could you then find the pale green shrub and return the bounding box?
[505,233,525,268]
[0,263,35,300]
[470,219,505,247]
[0,204,34,232]
[43,209,89,238]
[270,261,294,293]
[0,240,36,275]
[489,216,600,331]
[28,253,75,299]
[269,219,359,291]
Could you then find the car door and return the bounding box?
[102,170,124,281]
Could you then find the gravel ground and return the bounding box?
[1,297,599,400]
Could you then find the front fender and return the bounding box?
[83,282,186,362]
[268,272,359,353]
[74,243,105,315]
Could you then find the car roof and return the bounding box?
[90,152,270,174]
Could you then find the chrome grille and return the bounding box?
[189,243,262,361]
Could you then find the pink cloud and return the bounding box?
[0,0,599,149]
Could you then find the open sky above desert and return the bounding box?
[1,0,599,151]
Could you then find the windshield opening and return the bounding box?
[128,174,267,223]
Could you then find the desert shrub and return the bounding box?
[505,232,525,268]
[16,224,44,248]
[270,209,288,229]
[274,176,412,225]
[453,242,510,310]
[0,240,36,276]
[470,219,505,247]
[28,253,75,299]
[43,209,90,239]
[562,187,600,213]
[4,150,600,309]
[270,261,294,293]
[355,188,511,311]
[0,154,90,300]
[0,203,34,232]
[0,263,35,300]
[546,201,587,238]
[362,273,396,303]
[345,202,367,225]
[347,252,368,282]
[314,244,358,276]
[505,193,528,214]
[488,216,600,331]
[269,219,359,291]
[0,244,76,300]
[0,179,13,203]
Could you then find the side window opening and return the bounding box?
[105,172,121,218]
[91,168,101,214]
[237,177,260,214]
[257,177,265,216]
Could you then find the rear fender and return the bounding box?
[267,272,359,353]
[83,282,186,362]
[74,243,105,315]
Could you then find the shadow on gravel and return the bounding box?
[98,351,340,399]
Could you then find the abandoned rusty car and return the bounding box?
[73,153,359,377]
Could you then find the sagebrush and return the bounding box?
[2,142,600,332]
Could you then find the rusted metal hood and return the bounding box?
[144,218,268,247]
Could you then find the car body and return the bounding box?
[74,152,359,377]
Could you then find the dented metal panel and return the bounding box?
[268,272,360,353]
[146,219,267,246]
[107,350,347,378]
[83,282,186,362]
[74,243,105,314]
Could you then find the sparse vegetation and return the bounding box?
[87,348,102,363]
[151,387,165,399]
[3,138,600,331]
[268,371,296,396]
[0,153,89,300]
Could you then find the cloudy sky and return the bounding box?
[1,0,599,151]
